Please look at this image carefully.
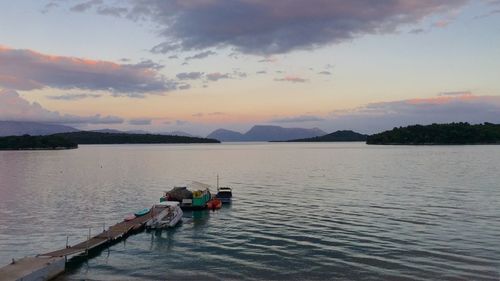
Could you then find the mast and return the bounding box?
[217,174,219,191]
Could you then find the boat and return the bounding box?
[215,175,232,204]
[162,182,212,210]
[207,198,222,210]
[146,201,183,229]
[134,208,150,217]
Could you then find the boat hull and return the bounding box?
[146,204,183,229]
[207,198,222,210]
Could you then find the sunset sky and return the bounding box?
[1,0,500,135]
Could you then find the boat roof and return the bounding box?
[188,181,212,190]
[218,187,232,191]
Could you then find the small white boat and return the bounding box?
[146,201,183,229]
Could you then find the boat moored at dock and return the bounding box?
[146,201,183,229]
[215,175,233,204]
[207,198,222,210]
[161,182,212,210]
[215,187,232,204]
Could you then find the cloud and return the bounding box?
[70,0,102,12]
[433,19,452,28]
[474,8,500,19]
[79,0,468,54]
[41,2,59,14]
[233,71,247,78]
[274,75,308,83]
[325,92,500,133]
[271,115,325,123]
[256,70,267,74]
[0,46,175,97]
[176,72,204,80]
[0,89,123,125]
[129,118,152,125]
[206,72,231,81]
[47,93,102,101]
[96,6,128,17]
[258,57,278,63]
[168,55,179,59]
[409,28,426,34]
[132,59,164,70]
[184,50,216,60]
[318,71,331,75]
[192,112,225,118]
[438,91,472,96]
[178,84,191,90]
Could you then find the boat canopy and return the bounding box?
[188,181,212,190]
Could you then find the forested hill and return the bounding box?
[53,131,220,144]
[367,123,500,145]
[283,130,368,142]
[0,135,78,150]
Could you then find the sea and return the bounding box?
[0,143,499,280]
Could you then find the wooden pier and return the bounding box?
[0,206,162,281]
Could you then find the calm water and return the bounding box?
[0,143,499,280]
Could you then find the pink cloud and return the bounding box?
[0,45,175,96]
[274,75,308,83]
[407,92,476,105]
[0,89,123,124]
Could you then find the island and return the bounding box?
[367,122,500,145]
[278,130,368,142]
[0,135,78,150]
[52,131,220,144]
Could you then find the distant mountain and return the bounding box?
[207,125,326,141]
[244,125,326,141]
[54,131,220,144]
[92,129,197,137]
[207,129,245,141]
[125,129,150,134]
[284,130,368,142]
[0,121,79,137]
[92,129,150,134]
[162,131,197,137]
[91,129,123,134]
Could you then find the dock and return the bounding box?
[0,206,163,281]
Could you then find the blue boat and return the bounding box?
[215,187,232,204]
[134,208,150,216]
[215,175,232,204]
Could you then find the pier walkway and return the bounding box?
[0,206,162,281]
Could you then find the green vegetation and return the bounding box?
[367,123,500,145]
[53,131,220,144]
[283,130,368,142]
[0,135,78,150]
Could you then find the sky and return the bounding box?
[0,0,500,135]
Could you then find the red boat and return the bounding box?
[207,198,222,210]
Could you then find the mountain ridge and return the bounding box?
[283,130,368,142]
[207,125,326,141]
[0,121,79,136]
